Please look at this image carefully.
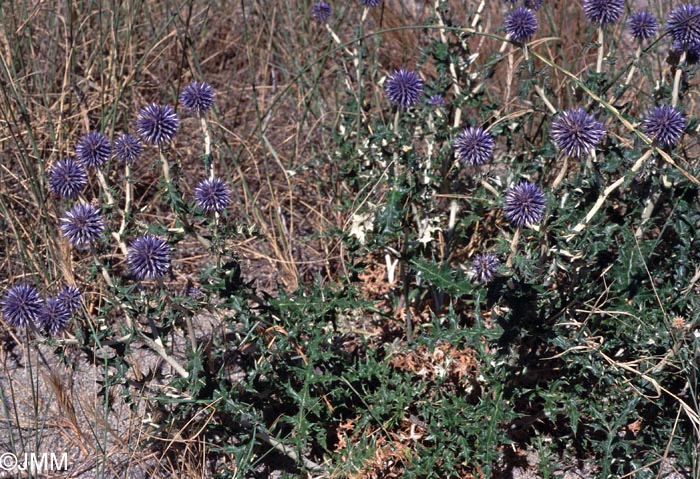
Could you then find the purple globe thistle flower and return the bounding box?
[627,10,658,41]
[385,69,424,109]
[428,94,446,107]
[194,177,231,213]
[582,0,624,25]
[504,182,547,228]
[311,1,331,22]
[643,105,686,148]
[127,234,172,280]
[113,133,142,164]
[57,285,82,313]
[38,297,70,336]
[75,132,111,168]
[361,0,382,7]
[1,283,43,328]
[550,107,606,159]
[504,7,538,44]
[523,0,542,11]
[59,203,105,249]
[186,284,202,299]
[667,3,700,50]
[454,126,495,166]
[180,81,215,116]
[672,40,700,64]
[48,158,88,199]
[136,104,179,146]
[472,253,500,283]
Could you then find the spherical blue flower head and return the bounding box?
[428,95,446,107]
[472,253,500,283]
[194,177,231,212]
[550,107,606,159]
[113,133,142,164]
[48,158,87,199]
[523,0,542,11]
[672,39,700,64]
[60,203,105,249]
[127,234,172,280]
[76,132,111,168]
[57,285,82,313]
[1,283,43,328]
[643,105,686,148]
[582,0,624,25]
[136,104,179,146]
[361,0,382,7]
[504,7,538,43]
[667,3,700,50]
[454,126,495,166]
[504,182,547,228]
[187,284,202,299]
[311,1,331,22]
[627,10,658,41]
[385,69,424,109]
[39,297,70,336]
[180,81,215,116]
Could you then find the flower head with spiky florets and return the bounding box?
[675,40,700,64]
[504,182,547,228]
[667,3,700,50]
[194,177,231,213]
[582,0,624,25]
[39,297,70,336]
[113,134,142,164]
[1,283,43,328]
[627,10,659,41]
[472,253,500,283]
[127,234,172,281]
[57,285,81,313]
[311,1,331,22]
[385,69,424,109]
[48,158,87,199]
[187,284,203,299]
[504,7,538,43]
[550,107,606,159]
[136,104,179,146]
[361,0,382,7]
[428,94,446,107]
[60,203,105,249]
[643,105,686,148]
[454,126,495,166]
[76,132,111,168]
[524,0,542,10]
[180,81,215,116]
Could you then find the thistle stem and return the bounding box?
[506,227,521,268]
[596,27,604,74]
[158,147,173,194]
[624,45,642,86]
[90,247,134,332]
[552,155,569,190]
[115,163,132,256]
[200,116,213,179]
[470,0,486,28]
[95,168,115,206]
[158,277,198,352]
[672,51,686,108]
[571,149,654,236]
[434,0,462,129]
